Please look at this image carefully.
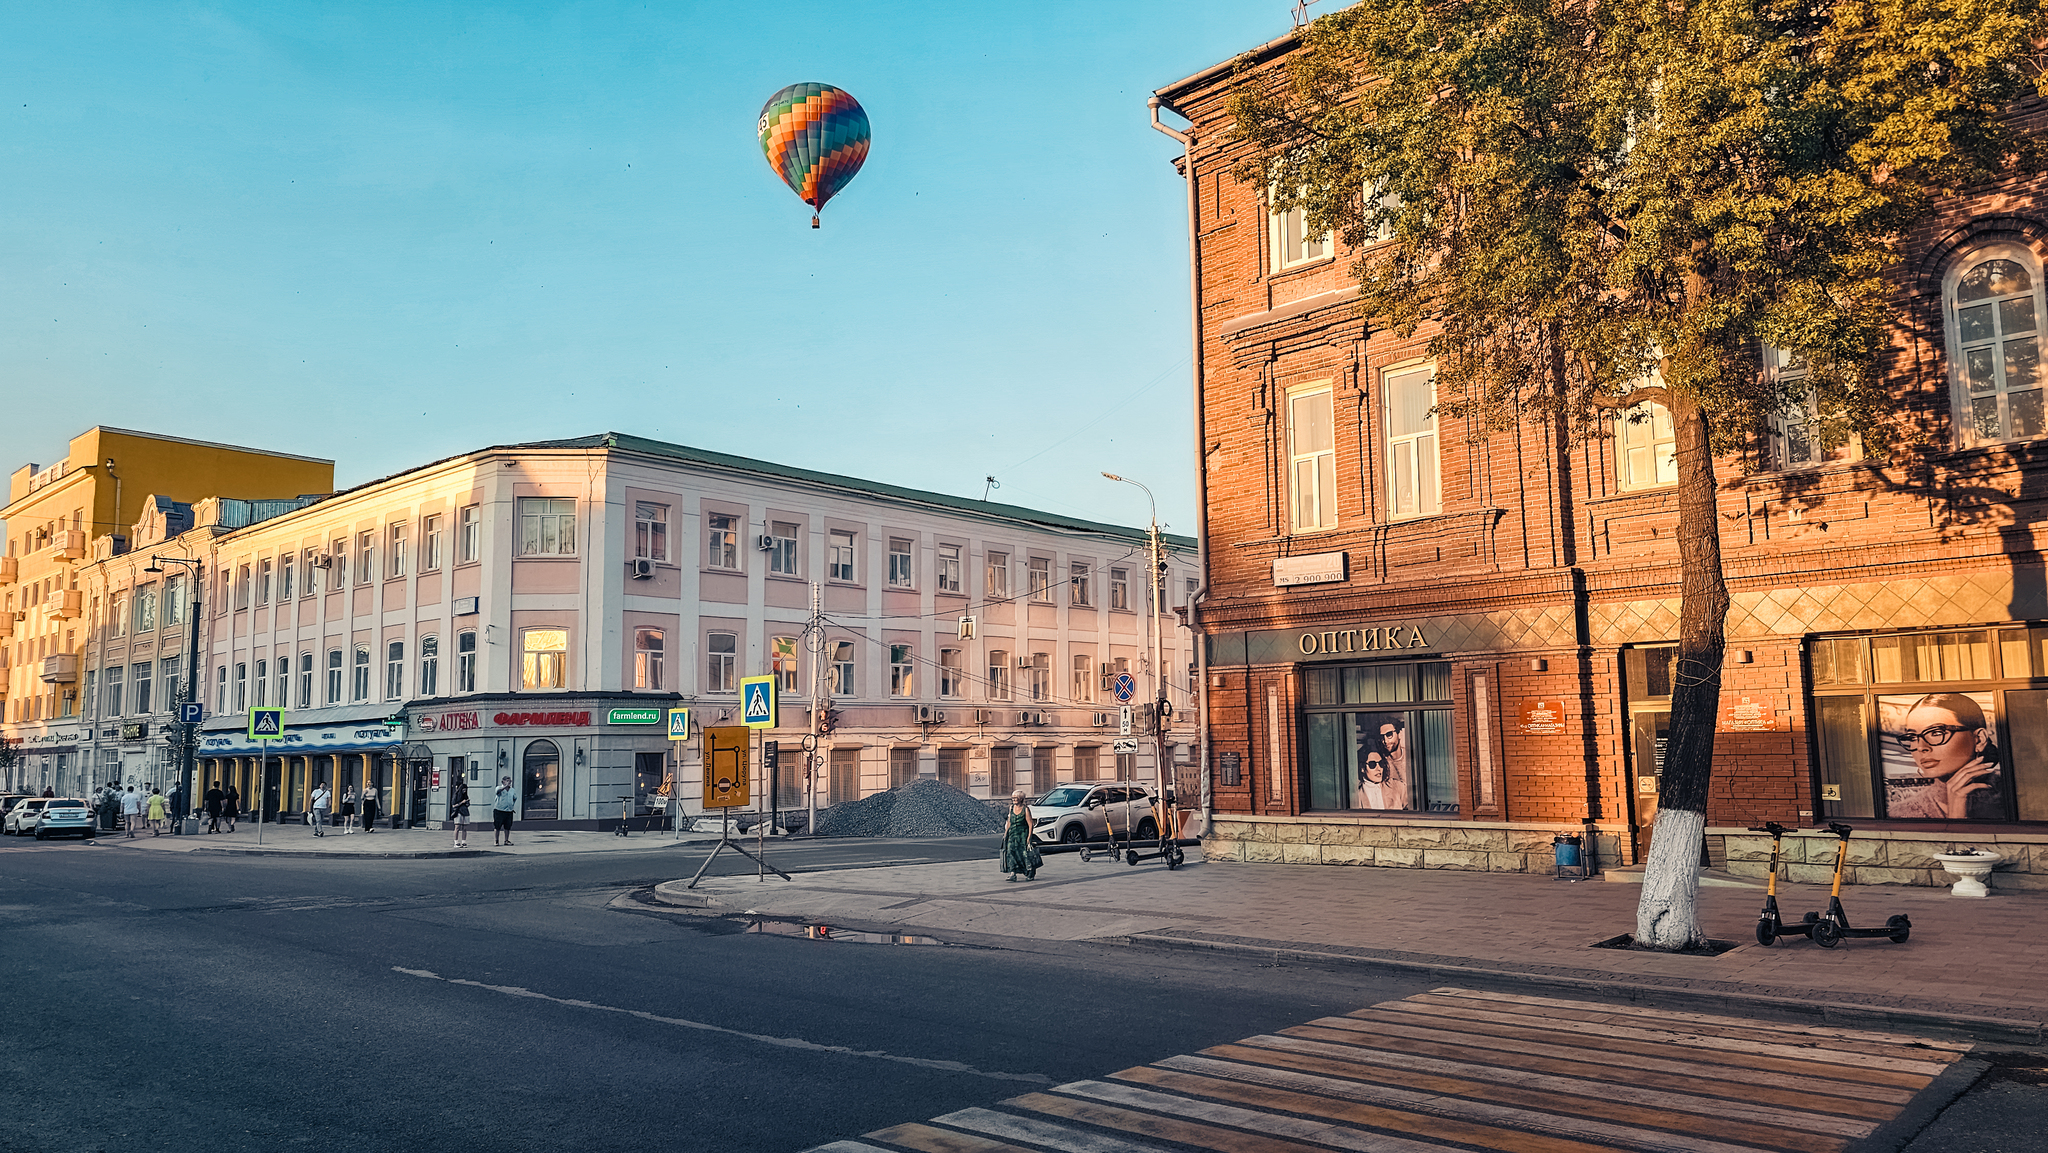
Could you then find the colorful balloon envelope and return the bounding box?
[757,82,870,228]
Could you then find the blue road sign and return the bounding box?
[667,707,692,741]
[248,707,284,740]
[1112,672,1137,703]
[178,702,204,725]
[740,675,778,729]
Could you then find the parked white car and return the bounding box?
[1030,782,1160,845]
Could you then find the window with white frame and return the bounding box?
[235,565,251,610]
[1070,563,1092,606]
[422,515,443,570]
[418,635,439,697]
[160,655,180,702]
[330,539,348,586]
[706,512,738,569]
[134,584,158,633]
[234,662,248,711]
[272,656,287,708]
[768,522,799,576]
[1028,557,1052,602]
[1385,364,1441,517]
[635,503,669,562]
[357,533,375,583]
[1270,199,1332,271]
[986,552,1010,600]
[1109,568,1130,611]
[888,538,915,588]
[634,628,663,690]
[1026,653,1050,702]
[278,557,293,602]
[1764,346,1859,468]
[458,505,481,563]
[987,649,1012,700]
[110,592,128,636]
[326,649,343,704]
[1289,384,1337,531]
[456,631,477,693]
[167,577,187,624]
[828,531,856,582]
[352,647,371,701]
[387,523,407,578]
[705,632,737,693]
[216,664,228,713]
[771,636,799,693]
[298,652,313,708]
[830,641,855,696]
[522,628,568,690]
[1949,247,2047,443]
[134,661,154,714]
[939,648,963,697]
[1617,401,1678,489]
[106,666,125,715]
[890,644,914,696]
[256,560,271,605]
[1072,654,1094,702]
[518,498,576,557]
[936,545,962,593]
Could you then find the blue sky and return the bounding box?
[1,2,1297,533]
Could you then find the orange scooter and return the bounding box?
[1806,822,1911,947]
[1748,822,1815,946]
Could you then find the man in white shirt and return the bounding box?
[309,783,332,838]
[120,786,145,839]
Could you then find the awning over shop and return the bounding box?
[198,718,404,759]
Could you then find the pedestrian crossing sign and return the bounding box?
[667,707,691,741]
[248,707,284,740]
[740,675,777,729]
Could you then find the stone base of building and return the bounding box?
[1201,814,1626,874]
[1715,827,2048,891]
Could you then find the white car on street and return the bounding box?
[1030,782,1161,845]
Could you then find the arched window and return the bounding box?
[1947,245,2046,444]
[522,739,560,821]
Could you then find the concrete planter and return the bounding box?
[1932,850,2002,898]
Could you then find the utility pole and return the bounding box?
[1102,473,1169,818]
[806,580,823,836]
[144,555,203,831]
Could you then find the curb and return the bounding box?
[182,847,506,859]
[1118,932,2048,1047]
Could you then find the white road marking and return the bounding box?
[391,966,1050,1084]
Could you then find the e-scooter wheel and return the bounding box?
[1886,914,1911,944]
[1755,920,1777,947]
[1166,844,1185,870]
[1812,919,1843,949]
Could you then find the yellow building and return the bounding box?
[1,427,331,793]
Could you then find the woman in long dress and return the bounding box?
[999,789,1042,882]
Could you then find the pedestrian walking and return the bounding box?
[223,783,240,832]
[492,776,516,846]
[120,786,144,839]
[309,783,332,837]
[341,785,358,833]
[146,788,168,835]
[359,784,380,833]
[999,788,1041,882]
[449,779,471,848]
[203,781,224,833]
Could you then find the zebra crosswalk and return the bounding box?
[807,986,1970,1153]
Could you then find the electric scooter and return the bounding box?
[1805,821,1911,947]
[1747,822,1814,946]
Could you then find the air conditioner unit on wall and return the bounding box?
[630,558,655,579]
[1016,711,1036,727]
[309,554,333,569]
[972,709,991,725]
[1092,712,1109,727]
[913,704,944,724]
[757,535,775,551]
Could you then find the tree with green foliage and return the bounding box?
[1228,0,2046,948]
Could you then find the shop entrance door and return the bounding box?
[1628,710,1668,861]
[522,740,560,820]
[262,757,282,821]
[408,761,429,827]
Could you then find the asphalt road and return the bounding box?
[3,835,2038,1152]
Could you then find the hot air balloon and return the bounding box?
[757,83,870,228]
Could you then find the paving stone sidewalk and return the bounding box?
[654,849,2048,1038]
[93,821,723,857]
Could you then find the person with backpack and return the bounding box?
[448,778,471,848]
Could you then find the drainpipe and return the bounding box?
[1148,96,1212,834]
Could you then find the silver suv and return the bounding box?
[1030,782,1160,845]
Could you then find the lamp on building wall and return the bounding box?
[497,750,509,772]
[574,746,585,767]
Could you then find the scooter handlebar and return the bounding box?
[1824,821,1854,837]
[1746,822,1796,835]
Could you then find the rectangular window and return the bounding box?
[456,631,477,693]
[255,561,271,606]
[890,644,914,697]
[235,565,251,610]
[253,659,268,708]
[133,661,154,714]
[706,513,738,569]
[1109,569,1130,611]
[215,664,227,713]
[352,647,371,701]
[356,533,374,584]
[771,636,799,693]
[234,662,248,712]
[936,545,962,594]
[326,649,343,704]
[273,656,288,709]
[1270,201,1332,271]
[887,747,917,790]
[1026,653,1050,702]
[768,522,799,576]
[135,585,158,632]
[111,593,127,637]
[888,539,915,588]
[829,531,857,582]
[830,641,855,696]
[634,628,664,690]
[386,641,405,700]
[988,650,1011,700]
[422,515,444,570]
[1765,347,1860,469]
[1069,563,1092,606]
[1385,365,1441,517]
[939,648,963,698]
[1072,654,1094,703]
[160,655,180,698]
[706,632,737,693]
[1289,385,1337,531]
[387,524,408,578]
[1028,558,1052,602]
[1301,661,1458,813]
[635,503,669,561]
[106,666,124,715]
[278,557,294,602]
[521,629,568,690]
[166,577,186,625]
[83,669,96,719]
[298,652,314,708]
[458,505,481,563]
[330,539,348,587]
[986,552,1010,600]
[1617,401,1678,489]
[518,499,577,557]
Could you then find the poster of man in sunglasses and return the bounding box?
[1879,691,2009,820]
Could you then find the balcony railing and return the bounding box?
[41,653,78,684]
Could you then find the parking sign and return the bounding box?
[178,702,204,725]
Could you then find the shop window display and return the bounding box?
[1301,661,1456,812]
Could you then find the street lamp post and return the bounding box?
[143,555,203,832]
[1101,473,1169,820]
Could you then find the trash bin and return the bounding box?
[1553,833,1589,879]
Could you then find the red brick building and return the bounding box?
[1158,32,2048,889]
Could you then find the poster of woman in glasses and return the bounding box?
[1879,691,2009,820]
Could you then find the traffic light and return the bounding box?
[819,708,840,735]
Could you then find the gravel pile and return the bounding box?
[813,778,1006,838]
